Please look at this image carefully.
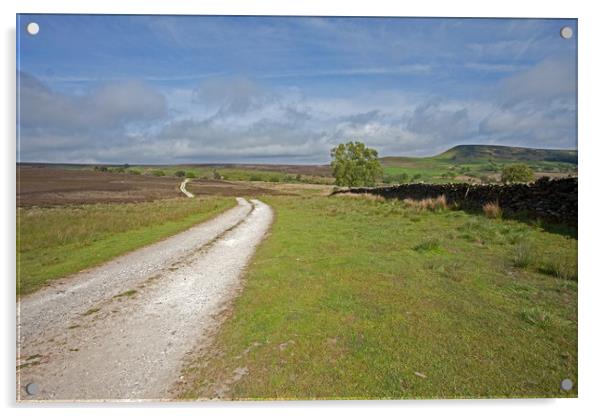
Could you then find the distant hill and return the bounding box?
[381,145,577,166]
[379,144,577,184]
[435,145,577,164]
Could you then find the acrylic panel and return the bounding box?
[16,14,577,402]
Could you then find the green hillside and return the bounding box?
[436,145,577,164]
[379,145,577,184]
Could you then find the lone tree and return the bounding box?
[501,163,535,184]
[330,141,383,187]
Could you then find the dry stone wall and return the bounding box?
[335,177,577,225]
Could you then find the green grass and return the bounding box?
[17,197,236,295]
[181,195,577,399]
[381,158,577,184]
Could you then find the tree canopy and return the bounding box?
[501,163,535,184]
[330,141,383,187]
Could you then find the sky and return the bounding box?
[17,15,577,164]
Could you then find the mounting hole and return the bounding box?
[560,26,573,39]
[25,382,39,395]
[26,22,40,36]
[560,378,573,391]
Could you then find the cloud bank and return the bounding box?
[17,16,577,164]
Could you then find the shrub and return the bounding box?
[152,170,166,177]
[249,174,262,182]
[483,201,502,219]
[213,170,222,180]
[175,170,186,178]
[128,169,141,175]
[185,171,197,179]
[501,164,535,183]
[269,175,281,183]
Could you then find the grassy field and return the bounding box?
[98,165,333,185]
[381,158,577,184]
[180,195,577,399]
[17,197,236,295]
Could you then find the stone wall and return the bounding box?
[334,177,577,225]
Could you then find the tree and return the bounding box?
[330,141,383,187]
[501,164,535,184]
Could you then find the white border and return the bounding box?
[3,1,601,415]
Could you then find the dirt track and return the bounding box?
[17,197,273,401]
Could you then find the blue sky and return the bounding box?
[17,15,577,164]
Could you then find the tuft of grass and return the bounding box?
[512,241,534,268]
[520,307,553,328]
[413,237,441,252]
[336,193,385,202]
[81,307,100,316]
[403,195,447,212]
[539,257,578,281]
[483,201,503,219]
[113,289,138,298]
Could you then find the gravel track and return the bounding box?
[180,178,194,198]
[17,197,273,401]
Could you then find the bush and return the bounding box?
[249,174,262,182]
[269,175,281,183]
[128,169,141,175]
[213,170,222,180]
[501,164,535,183]
[175,170,186,178]
[185,171,197,179]
[483,201,502,219]
[152,170,166,177]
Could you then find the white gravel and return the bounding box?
[179,178,194,198]
[17,197,273,401]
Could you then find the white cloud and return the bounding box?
[18,65,577,164]
[19,72,167,131]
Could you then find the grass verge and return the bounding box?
[17,197,236,295]
[180,195,576,399]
